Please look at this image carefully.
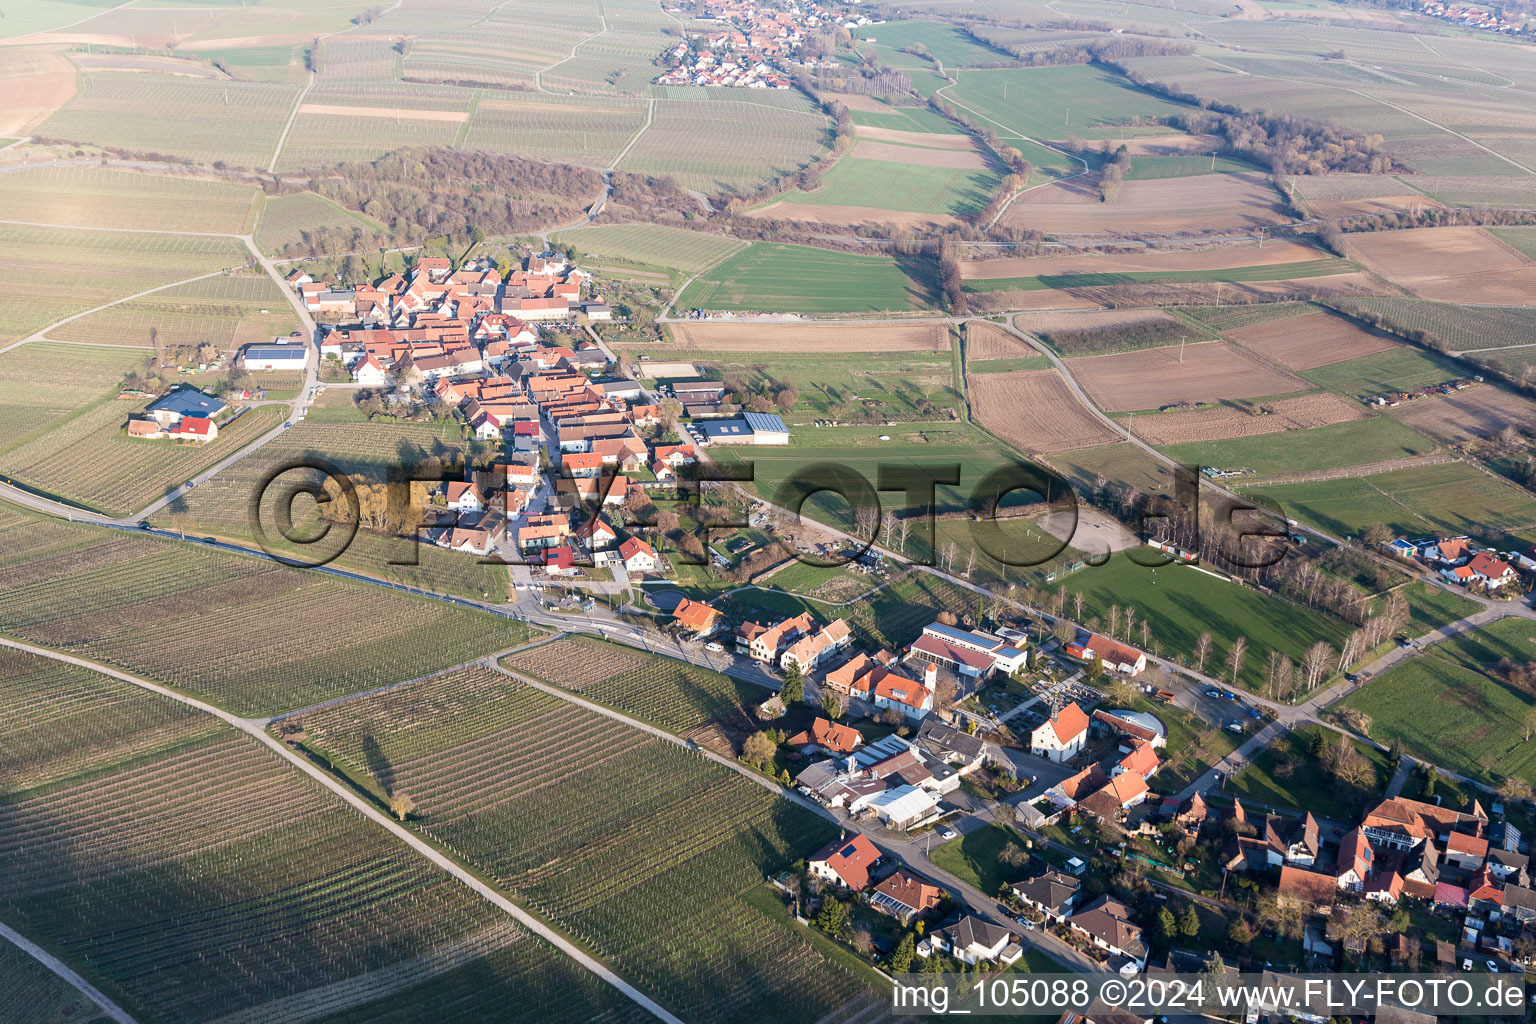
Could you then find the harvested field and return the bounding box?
[961,240,1322,279]
[1227,311,1400,369]
[295,103,469,122]
[1387,386,1536,444]
[970,368,1121,452]
[1130,392,1369,445]
[1348,227,1536,304]
[1066,341,1308,412]
[1307,195,1443,218]
[852,125,978,149]
[1015,307,1179,337]
[827,93,890,112]
[0,47,76,136]
[664,322,949,352]
[1001,172,1290,234]
[966,320,1034,360]
[971,289,1102,312]
[849,139,988,168]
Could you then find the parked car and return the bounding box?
[704,642,724,652]
[1247,708,1263,719]
[1485,960,1499,973]
[1204,688,1222,698]
[938,826,958,840]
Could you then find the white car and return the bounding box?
[1485,960,1498,973]
[937,826,958,840]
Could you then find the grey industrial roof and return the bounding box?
[742,411,788,433]
[148,388,227,418]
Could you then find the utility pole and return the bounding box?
[1179,335,1186,363]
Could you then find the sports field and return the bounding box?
[1337,618,1536,788]
[1046,557,1352,691]
[1249,462,1536,546]
[675,242,934,312]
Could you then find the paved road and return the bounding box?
[0,637,686,1024]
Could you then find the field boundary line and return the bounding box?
[0,267,241,355]
[534,8,611,92]
[268,71,315,173]
[608,98,655,171]
[0,636,689,1024]
[0,919,139,1024]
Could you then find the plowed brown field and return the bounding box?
[1227,311,1400,369]
[1066,341,1307,412]
[1130,392,1369,444]
[1001,172,1289,234]
[1348,227,1536,304]
[970,369,1122,452]
[962,240,1322,279]
[966,321,1034,360]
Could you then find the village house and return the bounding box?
[787,717,863,756]
[1069,896,1147,970]
[1012,869,1081,924]
[807,833,880,891]
[870,870,942,925]
[618,536,658,573]
[922,916,1022,966]
[670,597,720,635]
[1064,633,1147,676]
[1337,829,1375,892]
[908,622,1028,680]
[779,619,852,673]
[738,612,816,664]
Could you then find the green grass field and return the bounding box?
[1298,345,1466,397]
[676,242,934,312]
[945,64,1196,141]
[1125,155,1264,179]
[859,20,1012,67]
[774,156,1003,218]
[1249,462,1536,546]
[849,105,964,134]
[0,648,636,1024]
[966,258,1352,293]
[929,822,1032,896]
[1048,558,1353,691]
[1337,618,1536,788]
[554,223,747,276]
[660,352,961,425]
[969,355,1054,373]
[1225,723,1392,819]
[1157,415,1438,478]
[1400,581,1481,633]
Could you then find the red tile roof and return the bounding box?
[1042,702,1089,745]
[787,717,862,754]
[812,834,881,890]
[672,597,719,633]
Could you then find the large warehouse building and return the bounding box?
[697,411,790,446]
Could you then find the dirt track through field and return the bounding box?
[851,125,977,150]
[1227,311,1400,370]
[665,322,950,352]
[297,104,469,122]
[1001,172,1290,234]
[1129,392,1369,444]
[850,140,987,169]
[0,47,77,136]
[1066,341,1308,412]
[744,201,962,228]
[969,369,1122,452]
[961,240,1322,279]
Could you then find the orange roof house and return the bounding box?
[672,597,720,634]
[787,717,863,755]
[808,833,881,890]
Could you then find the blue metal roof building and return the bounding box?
[148,387,227,419]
